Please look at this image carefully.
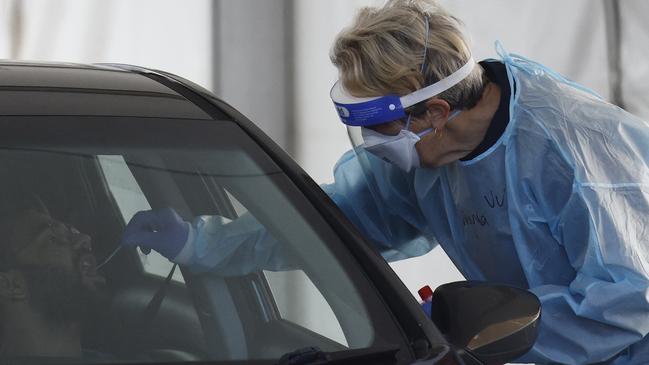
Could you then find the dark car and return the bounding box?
[0,61,539,365]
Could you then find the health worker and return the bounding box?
[121,1,649,364]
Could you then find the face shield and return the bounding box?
[330,56,475,172]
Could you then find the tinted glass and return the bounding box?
[0,117,408,364]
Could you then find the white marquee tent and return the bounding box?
[1,0,648,325]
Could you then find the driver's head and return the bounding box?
[0,195,105,323]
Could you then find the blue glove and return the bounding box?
[121,208,190,260]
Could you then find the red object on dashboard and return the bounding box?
[418,285,433,303]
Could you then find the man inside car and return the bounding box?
[0,195,107,360]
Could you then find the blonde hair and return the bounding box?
[330,0,485,110]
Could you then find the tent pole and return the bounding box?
[603,0,624,108]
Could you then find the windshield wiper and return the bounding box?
[277,346,400,365]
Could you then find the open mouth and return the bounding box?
[78,253,98,277]
[78,252,107,287]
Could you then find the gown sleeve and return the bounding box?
[320,150,436,262]
[515,129,649,364]
[175,212,297,276]
[176,150,436,275]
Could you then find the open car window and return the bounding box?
[0,116,411,364]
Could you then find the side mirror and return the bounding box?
[430,281,540,365]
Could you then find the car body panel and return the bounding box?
[0,61,211,119]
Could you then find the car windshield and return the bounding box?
[0,116,409,364]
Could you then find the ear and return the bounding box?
[0,271,28,301]
[423,99,452,130]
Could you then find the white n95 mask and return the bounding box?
[361,127,434,172]
[361,110,461,172]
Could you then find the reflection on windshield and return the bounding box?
[0,135,392,363]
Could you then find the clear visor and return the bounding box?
[336,124,436,262]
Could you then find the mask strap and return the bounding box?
[415,109,461,138]
[420,16,430,74]
[448,109,462,121]
[417,128,435,137]
[406,15,431,131]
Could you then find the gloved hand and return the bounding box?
[121,208,190,260]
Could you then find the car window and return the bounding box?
[98,154,184,283]
[0,116,411,364]
[264,269,348,346]
[224,190,348,346]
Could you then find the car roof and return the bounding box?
[0,60,212,119]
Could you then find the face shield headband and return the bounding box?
[330,56,476,127]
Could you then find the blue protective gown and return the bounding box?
[177,49,649,364]
[324,49,649,363]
